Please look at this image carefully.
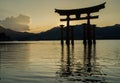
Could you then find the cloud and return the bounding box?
[0,14,30,32]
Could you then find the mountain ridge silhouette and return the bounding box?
[0,24,120,41]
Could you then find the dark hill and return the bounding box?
[0,26,37,41]
[0,24,120,41]
[37,24,120,40]
[96,24,120,39]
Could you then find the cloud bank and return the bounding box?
[0,14,30,32]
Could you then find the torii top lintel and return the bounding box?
[55,2,106,16]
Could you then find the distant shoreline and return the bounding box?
[0,39,120,42]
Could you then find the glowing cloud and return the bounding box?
[0,14,30,32]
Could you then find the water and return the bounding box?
[0,40,120,83]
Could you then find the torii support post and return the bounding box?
[92,25,96,45]
[60,25,64,45]
[83,24,87,46]
[71,26,74,46]
[87,13,92,45]
[66,15,70,46]
[83,24,96,45]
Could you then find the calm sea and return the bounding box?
[0,40,120,83]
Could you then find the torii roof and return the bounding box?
[55,2,106,15]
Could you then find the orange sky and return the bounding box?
[0,0,120,33]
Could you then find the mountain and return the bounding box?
[0,26,37,41]
[0,24,120,41]
[37,27,61,40]
[37,24,120,40]
[0,33,11,41]
[96,24,120,39]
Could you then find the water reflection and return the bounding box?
[0,43,30,64]
[57,44,107,83]
[0,43,30,80]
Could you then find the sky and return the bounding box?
[0,0,120,33]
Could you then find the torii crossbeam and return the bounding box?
[55,2,106,45]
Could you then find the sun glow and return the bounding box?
[0,0,120,33]
[29,24,59,33]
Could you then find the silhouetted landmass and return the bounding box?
[0,26,38,41]
[0,24,120,41]
[38,27,61,40]
[37,24,120,40]
[96,24,120,39]
[0,33,11,41]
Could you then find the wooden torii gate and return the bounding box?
[55,2,106,46]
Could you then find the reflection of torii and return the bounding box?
[57,44,107,82]
[55,2,106,46]
[83,45,96,75]
[58,45,74,77]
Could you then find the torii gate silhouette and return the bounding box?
[55,2,106,46]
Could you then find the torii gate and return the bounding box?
[55,2,106,46]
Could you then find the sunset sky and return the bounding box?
[0,0,120,33]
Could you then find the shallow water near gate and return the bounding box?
[0,40,120,83]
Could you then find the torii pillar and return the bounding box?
[60,25,64,45]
